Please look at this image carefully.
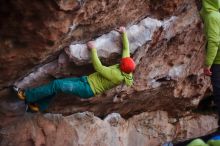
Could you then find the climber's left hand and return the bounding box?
[87,41,96,51]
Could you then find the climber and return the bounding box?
[201,0,220,128]
[186,135,220,146]
[13,26,136,112]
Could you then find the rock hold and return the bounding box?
[66,17,163,65]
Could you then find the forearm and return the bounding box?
[90,48,115,80]
[122,32,130,58]
[91,48,103,72]
[205,41,219,67]
[204,17,220,67]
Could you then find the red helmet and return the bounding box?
[120,57,136,73]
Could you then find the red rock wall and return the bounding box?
[0,0,216,146]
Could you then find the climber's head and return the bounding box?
[120,57,136,74]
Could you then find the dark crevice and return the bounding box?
[173,126,219,146]
[194,95,217,114]
[155,76,172,82]
[28,138,35,146]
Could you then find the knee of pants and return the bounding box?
[52,79,73,93]
[52,79,62,90]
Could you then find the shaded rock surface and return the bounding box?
[0,0,216,145]
[0,111,218,146]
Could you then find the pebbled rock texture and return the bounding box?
[0,111,218,146]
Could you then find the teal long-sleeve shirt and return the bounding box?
[200,0,220,67]
[87,32,133,95]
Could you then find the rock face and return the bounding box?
[0,0,216,146]
[0,111,218,146]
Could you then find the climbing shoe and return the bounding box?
[27,103,40,112]
[12,85,26,100]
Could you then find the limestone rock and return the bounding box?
[66,18,163,65]
[0,0,215,145]
[0,111,217,146]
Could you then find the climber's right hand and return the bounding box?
[115,26,126,34]
[203,66,212,76]
[87,41,96,51]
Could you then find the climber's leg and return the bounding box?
[14,76,93,112]
[13,86,41,112]
[25,76,94,103]
[33,94,54,112]
[53,76,94,98]
[211,64,220,127]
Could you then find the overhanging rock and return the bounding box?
[65,17,172,65]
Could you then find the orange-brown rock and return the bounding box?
[0,111,218,146]
[0,0,215,145]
